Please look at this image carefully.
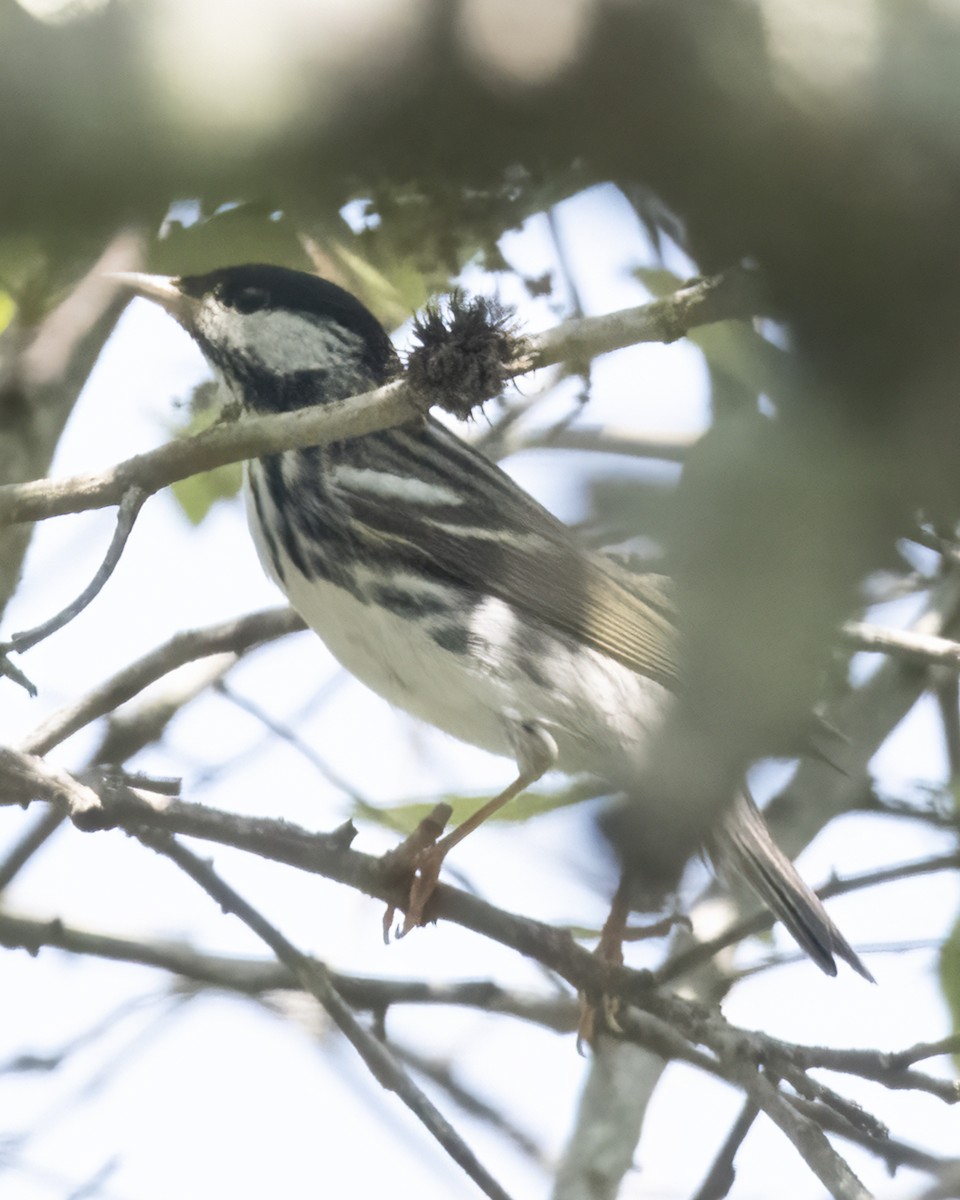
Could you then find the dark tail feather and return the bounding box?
[709,791,875,983]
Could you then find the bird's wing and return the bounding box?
[334,418,680,688]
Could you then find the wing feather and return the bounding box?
[334,419,679,688]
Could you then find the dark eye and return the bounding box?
[231,286,270,314]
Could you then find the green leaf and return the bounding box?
[171,462,243,525]
[152,203,314,278]
[353,777,604,835]
[169,398,242,525]
[0,289,15,335]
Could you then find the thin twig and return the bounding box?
[659,850,960,985]
[788,1096,951,1177]
[508,424,696,463]
[392,1041,548,1165]
[691,1100,760,1200]
[136,828,516,1200]
[4,487,146,657]
[214,679,368,804]
[0,610,300,895]
[19,606,303,757]
[0,910,578,1029]
[0,807,66,893]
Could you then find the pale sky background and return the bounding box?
[1,185,957,1199]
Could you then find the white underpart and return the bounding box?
[197,304,365,373]
[245,462,668,778]
[332,465,464,507]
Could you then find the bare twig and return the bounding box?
[392,1041,548,1165]
[20,606,303,758]
[0,909,578,1029]
[507,424,696,463]
[659,850,960,985]
[136,828,516,1200]
[2,486,146,661]
[733,1069,871,1200]
[784,1038,960,1104]
[0,806,65,893]
[0,610,300,896]
[789,1096,952,1177]
[214,679,368,803]
[691,1100,760,1200]
[0,746,101,815]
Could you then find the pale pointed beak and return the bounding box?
[107,271,195,326]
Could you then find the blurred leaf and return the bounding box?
[636,264,789,412]
[939,913,960,1065]
[0,233,47,296]
[328,238,426,330]
[152,203,314,278]
[354,777,603,835]
[0,289,15,335]
[171,463,242,526]
[633,265,685,298]
[688,321,786,404]
[169,402,242,525]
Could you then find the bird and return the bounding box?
[114,262,872,982]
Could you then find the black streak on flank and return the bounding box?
[430,624,472,656]
[372,585,452,621]
[248,467,286,585]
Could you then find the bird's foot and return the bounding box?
[380,803,452,942]
[577,882,630,1050]
[577,891,691,1050]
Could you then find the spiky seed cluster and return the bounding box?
[406,292,529,421]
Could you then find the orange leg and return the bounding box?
[386,719,558,938]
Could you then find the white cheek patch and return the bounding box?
[197,305,365,374]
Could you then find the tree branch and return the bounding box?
[0,272,762,529]
[0,909,577,1030]
[0,487,148,694]
[19,606,303,758]
[136,826,516,1200]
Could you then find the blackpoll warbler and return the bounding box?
[116,264,870,981]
